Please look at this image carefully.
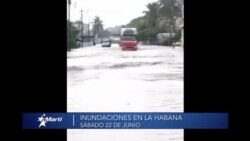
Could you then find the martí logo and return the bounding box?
[38,114,63,128]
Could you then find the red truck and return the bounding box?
[119,28,138,51]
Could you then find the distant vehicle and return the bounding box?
[101,37,111,47]
[119,28,138,50]
[174,41,181,46]
[156,33,176,46]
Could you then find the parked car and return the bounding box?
[101,37,111,47]
[156,33,176,46]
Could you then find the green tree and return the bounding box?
[159,0,182,46]
[128,2,161,43]
[128,16,145,27]
[126,0,183,45]
[144,2,161,43]
[144,2,160,31]
[67,20,78,51]
[127,16,149,41]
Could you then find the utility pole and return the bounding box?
[88,17,90,43]
[93,19,96,46]
[68,0,71,21]
[68,0,71,45]
[80,10,83,47]
[86,9,92,45]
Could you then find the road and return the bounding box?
[67,44,183,141]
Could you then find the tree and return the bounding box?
[67,20,79,51]
[126,0,183,45]
[143,2,161,43]
[127,16,145,27]
[144,2,160,30]
[127,2,161,43]
[127,16,147,41]
[92,16,103,37]
[159,0,182,46]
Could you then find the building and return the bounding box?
[72,21,92,47]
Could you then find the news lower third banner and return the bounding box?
[22,113,228,129]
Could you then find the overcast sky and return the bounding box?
[68,0,158,28]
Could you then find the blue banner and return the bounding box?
[23,113,228,129]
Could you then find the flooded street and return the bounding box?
[67,44,183,141]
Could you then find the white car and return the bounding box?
[101,37,111,47]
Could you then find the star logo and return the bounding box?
[38,114,47,128]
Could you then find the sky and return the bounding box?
[68,0,158,29]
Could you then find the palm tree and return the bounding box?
[92,16,103,45]
[159,0,182,46]
[92,16,103,37]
